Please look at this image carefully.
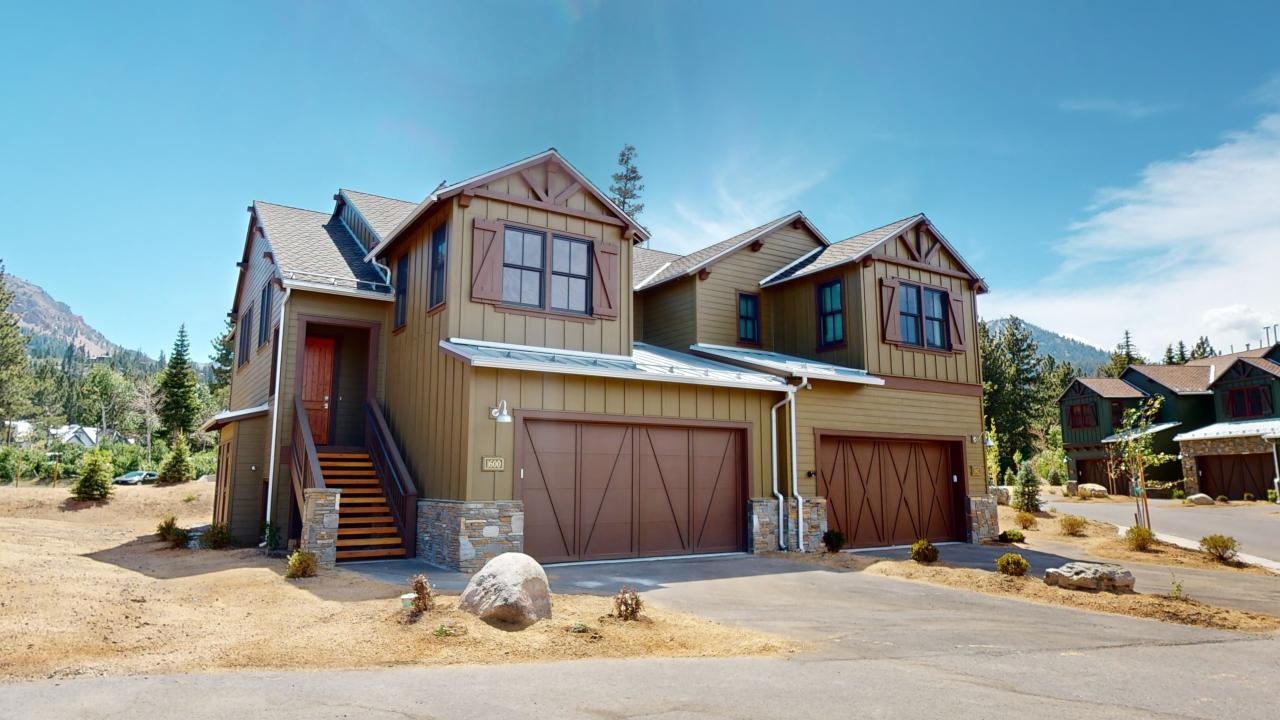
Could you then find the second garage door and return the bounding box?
[818,436,964,548]
[519,419,745,563]
[1199,453,1274,500]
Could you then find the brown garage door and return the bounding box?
[1076,459,1125,494]
[818,436,963,548]
[1199,454,1275,500]
[519,419,745,563]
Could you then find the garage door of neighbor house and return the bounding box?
[1199,453,1275,500]
[1077,459,1119,493]
[519,419,745,563]
[818,436,964,549]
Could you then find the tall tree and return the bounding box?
[1162,344,1178,365]
[80,364,136,435]
[132,376,160,468]
[1189,336,1216,360]
[1175,340,1190,364]
[981,317,1042,475]
[1099,330,1146,377]
[209,318,234,395]
[158,325,200,438]
[608,144,645,218]
[0,262,33,431]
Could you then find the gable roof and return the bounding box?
[760,213,985,291]
[1066,377,1148,401]
[636,211,829,291]
[253,201,390,296]
[369,149,650,260]
[1122,364,1214,395]
[1185,345,1275,367]
[340,189,417,241]
[632,246,681,289]
[1241,357,1280,378]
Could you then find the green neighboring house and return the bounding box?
[1059,377,1153,492]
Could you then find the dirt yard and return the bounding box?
[0,485,790,681]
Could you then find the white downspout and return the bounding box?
[262,287,292,545]
[1271,438,1280,504]
[791,376,811,552]
[770,390,795,550]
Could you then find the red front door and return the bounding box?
[302,337,335,446]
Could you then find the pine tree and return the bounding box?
[1162,344,1177,365]
[1189,336,1216,360]
[1099,330,1146,377]
[980,317,1042,476]
[0,262,33,428]
[72,448,113,501]
[158,432,194,484]
[158,325,200,438]
[608,144,645,218]
[1175,340,1190,364]
[1012,461,1041,513]
[209,318,234,394]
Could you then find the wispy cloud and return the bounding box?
[1058,98,1176,120]
[982,111,1280,357]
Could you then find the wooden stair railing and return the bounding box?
[290,394,327,518]
[364,401,418,558]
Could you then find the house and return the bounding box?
[48,424,124,448]
[1173,345,1280,499]
[208,149,995,570]
[1059,378,1154,490]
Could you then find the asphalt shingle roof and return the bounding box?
[254,201,388,292]
[636,212,804,290]
[1185,346,1273,367]
[1124,364,1214,394]
[341,189,418,240]
[761,214,922,287]
[632,246,681,287]
[1240,357,1280,378]
[1075,377,1147,399]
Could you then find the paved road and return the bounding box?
[3,555,1279,719]
[1047,496,1280,562]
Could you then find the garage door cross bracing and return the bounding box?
[1199,453,1275,501]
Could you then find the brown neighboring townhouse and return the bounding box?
[206,149,996,570]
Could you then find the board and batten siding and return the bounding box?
[448,167,633,355]
[466,367,784,503]
[228,227,282,411]
[766,265,866,370]
[695,224,825,348]
[228,416,269,543]
[638,276,696,350]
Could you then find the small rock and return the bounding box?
[989,486,1012,505]
[1186,493,1215,506]
[1079,483,1109,498]
[1065,480,1079,496]
[459,552,552,625]
[1044,562,1135,592]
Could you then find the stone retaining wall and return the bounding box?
[968,494,999,543]
[417,499,523,573]
[300,488,341,568]
[1178,436,1276,496]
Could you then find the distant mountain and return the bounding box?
[7,273,122,358]
[985,317,1111,374]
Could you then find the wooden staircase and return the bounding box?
[319,450,408,562]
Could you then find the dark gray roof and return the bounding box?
[637,212,813,290]
[341,189,418,240]
[1075,377,1148,399]
[632,246,681,287]
[254,201,389,293]
[1124,364,1213,394]
[761,214,921,286]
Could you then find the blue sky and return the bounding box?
[3,0,1279,359]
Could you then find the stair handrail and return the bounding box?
[291,395,327,513]
[364,400,418,556]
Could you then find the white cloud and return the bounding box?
[982,112,1280,358]
[1058,98,1176,121]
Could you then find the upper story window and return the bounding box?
[237,305,253,368]
[738,292,760,344]
[550,236,591,314]
[394,255,409,329]
[257,282,273,348]
[817,280,844,348]
[1110,400,1125,429]
[502,227,546,307]
[1226,385,1272,419]
[429,224,447,309]
[898,283,949,350]
[1067,402,1097,429]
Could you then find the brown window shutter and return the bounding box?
[880,278,902,342]
[948,294,967,351]
[471,219,504,302]
[591,240,620,318]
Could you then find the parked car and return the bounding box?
[112,471,158,485]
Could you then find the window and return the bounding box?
[237,306,253,368]
[429,224,447,308]
[1067,402,1097,429]
[549,236,591,314]
[393,255,409,329]
[1226,385,1272,419]
[898,283,949,349]
[922,288,948,349]
[1110,400,1125,429]
[899,283,921,346]
[502,227,545,307]
[257,282,273,347]
[818,280,844,348]
[737,293,760,344]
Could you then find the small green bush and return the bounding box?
[1268,489,1278,503]
[261,522,281,552]
[156,515,180,542]
[1199,534,1239,563]
[1215,495,1229,504]
[613,586,643,621]
[168,527,191,549]
[909,538,939,563]
[998,529,1025,543]
[200,523,235,549]
[1014,511,1037,530]
[1046,466,1065,487]
[71,449,114,501]
[821,529,846,553]
[1172,489,1185,500]
[286,550,318,578]
[1058,515,1087,537]
[1012,463,1041,513]
[158,434,195,485]
[1243,492,1256,502]
[995,552,1029,576]
[1125,526,1155,552]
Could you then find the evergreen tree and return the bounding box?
[1099,330,1146,377]
[608,144,645,218]
[158,432,194,484]
[981,317,1042,475]
[1162,344,1177,365]
[1012,461,1041,513]
[1175,340,1190,364]
[158,325,199,438]
[1189,336,1216,360]
[0,262,33,429]
[209,318,234,394]
[71,448,113,501]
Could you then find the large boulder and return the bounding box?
[1078,483,1109,498]
[989,486,1012,506]
[1044,562,1135,592]
[459,552,552,625]
[1186,493,1215,506]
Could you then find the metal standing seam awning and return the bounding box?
[1101,421,1182,444]
[200,404,270,433]
[1172,419,1280,443]
[688,343,885,386]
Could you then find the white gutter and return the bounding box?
[769,390,795,550]
[262,287,292,546]
[1271,438,1280,505]
[791,376,811,551]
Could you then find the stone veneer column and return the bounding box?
[748,498,782,552]
[300,488,341,568]
[417,499,524,573]
[786,497,827,553]
[968,494,999,543]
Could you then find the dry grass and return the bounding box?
[0,486,792,681]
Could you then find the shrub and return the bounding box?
[1076,486,1091,500]
[1058,515,1087,537]
[190,449,218,479]
[71,449,114,501]
[1046,466,1065,487]
[613,586,643,621]
[909,538,939,563]
[200,523,234,549]
[998,529,1025,543]
[156,515,180,542]
[821,529,845,553]
[995,552,1029,576]
[1002,467,1016,487]
[1199,534,1239,563]
[1014,511,1037,530]
[286,550,318,578]
[168,527,191,549]
[409,574,434,614]
[1125,526,1155,552]
[1012,463,1041,513]
[261,522,281,552]
[1243,492,1256,502]
[158,434,195,485]
[1172,489,1185,500]
[1215,495,1229,504]
[1268,489,1278,503]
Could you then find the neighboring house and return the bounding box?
[209,149,995,570]
[2,420,34,445]
[1174,345,1280,499]
[48,424,123,448]
[1059,378,1152,490]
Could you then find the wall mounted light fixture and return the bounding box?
[489,400,513,424]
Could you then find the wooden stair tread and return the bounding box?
[337,536,403,547]
[341,496,389,505]
[317,452,371,458]
[337,548,407,560]
[337,526,399,536]
[341,507,390,516]
[339,515,394,525]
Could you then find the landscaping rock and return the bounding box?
[1065,480,1078,496]
[1186,493,1215,506]
[989,486,1012,505]
[1079,483,1109,498]
[1043,562,1135,592]
[459,552,552,625]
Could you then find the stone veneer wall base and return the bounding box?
[417,499,523,573]
[969,494,999,543]
[300,488,341,568]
